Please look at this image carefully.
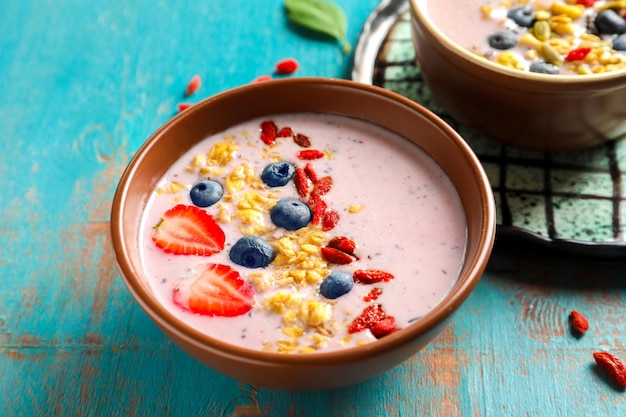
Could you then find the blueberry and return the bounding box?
[320,271,354,299]
[613,34,626,51]
[487,30,518,50]
[529,61,559,75]
[229,236,275,268]
[261,162,296,187]
[270,198,312,230]
[507,6,535,28]
[189,180,224,207]
[595,9,626,35]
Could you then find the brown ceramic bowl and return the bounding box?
[110,77,496,391]
[410,0,626,152]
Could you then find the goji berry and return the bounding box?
[593,351,626,387]
[297,149,325,160]
[185,75,201,96]
[348,304,386,334]
[320,247,353,264]
[353,269,395,284]
[260,120,278,145]
[321,210,339,231]
[293,167,309,197]
[569,310,589,335]
[311,200,327,224]
[327,236,356,255]
[576,0,596,7]
[294,132,311,147]
[177,103,193,112]
[565,47,591,62]
[363,287,383,302]
[310,176,332,201]
[252,75,272,83]
[275,58,299,74]
[304,163,318,183]
[277,126,293,138]
[370,316,396,338]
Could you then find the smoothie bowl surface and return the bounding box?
[110,77,496,390]
[410,0,626,151]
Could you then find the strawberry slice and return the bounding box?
[152,204,225,256]
[173,263,255,317]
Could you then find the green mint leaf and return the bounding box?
[284,0,351,53]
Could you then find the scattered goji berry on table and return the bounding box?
[260,120,278,145]
[177,103,193,112]
[565,47,591,62]
[569,310,589,335]
[320,247,353,264]
[275,58,299,75]
[353,269,395,284]
[185,75,201,96]
[593,351,626,388]
[252,75,272,83]
[297,149,325,160]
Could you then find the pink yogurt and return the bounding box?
[139,113,468,353]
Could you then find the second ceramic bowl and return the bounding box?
[410,0,626,152]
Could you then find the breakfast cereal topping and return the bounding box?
[478,0,626,74]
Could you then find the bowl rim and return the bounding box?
[110,77,496,366]
[409,0,626,87]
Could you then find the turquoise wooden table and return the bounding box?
[2,0,626,415]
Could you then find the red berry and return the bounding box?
[275,58,299,74]
[152,204,225,256]
[569,310,589,335]
[297,149,325,160]
[327,236,356,256]
[252,75,272,83]
[348,304,386,334]
[260,120,278,145]
[565,47,591,62]
[304,163,318,183]
[310,176,332,201]
[321,210,339,231]
[173,263,254,317]
[311,200,327,224]
[293,167,309,197]
[370,316,396,338]
[593,351,626,387]
[277,126,293,138]
[363,288,383,302]
[320,247,354,265]
[293,133,311,147]
[576,0,596,7]
[353,269,395,284]
[185,75,201,96]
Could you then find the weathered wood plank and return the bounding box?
[2,1,626,416]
